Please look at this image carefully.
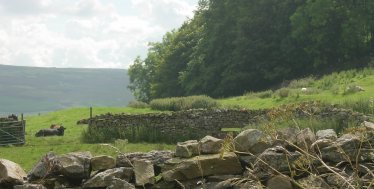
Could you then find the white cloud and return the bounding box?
[0,0,51,15]
[64,0,115,17]
[0,0,198,68]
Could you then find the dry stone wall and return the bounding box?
[88,109,267,140]
[85,105,371,142]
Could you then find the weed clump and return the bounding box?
[150,95,218,111]
[245,90,274,99]
[288,77,315,88]
[275,88,290,98]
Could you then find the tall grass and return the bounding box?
[340,98,374,115]
[150,95,219,111]
[244,90,273,99]
[288,77,315,88]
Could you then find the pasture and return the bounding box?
[0,107,174,171]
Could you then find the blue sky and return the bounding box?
[0,0,198,68]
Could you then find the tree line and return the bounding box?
[128,0,374,102]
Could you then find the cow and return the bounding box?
[35,126,66,137]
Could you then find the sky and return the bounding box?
[0,0,198,68]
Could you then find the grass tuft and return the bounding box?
[150,95,218,111]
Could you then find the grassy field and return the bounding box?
[219,68,374,112]
[0,107,174,171]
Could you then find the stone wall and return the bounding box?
[88,109,268,140]
[86,105,371,142]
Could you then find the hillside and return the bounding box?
[0,64,133,114]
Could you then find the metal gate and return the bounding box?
[0,120,25,146]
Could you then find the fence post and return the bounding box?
[90,107,93,119]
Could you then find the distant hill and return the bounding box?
[0,64,133,114]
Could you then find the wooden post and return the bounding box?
[90,107,93,119]
[21,113,23,121]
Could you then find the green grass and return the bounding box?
[219,68,374,112]
[0,107,174,171]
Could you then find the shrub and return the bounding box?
[127,100,149,109]
[330,85,340,95]
[255,90,274,99]
[275,88,290,98]
[150,95,219,111]
[343,85,364,95]
[288,77,315,88]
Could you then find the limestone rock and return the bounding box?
[115,155,132,168]
[28,152,92,181]
[175,140,199,158]
[324,173,352,188]
[0,159,27,186]
[316,129,337,140]
[215,178,262,189]
[277,127,300,145]
[54,152,92,180]
[13,184,47,189]
[297,175,330,189]
[362,121,374,130]
[199,135,223,154]
[134,159,154,186]
[150,180,177,189]
[107,178,135,189]
[253,147,301,178]
[161,152,242,182]
[27,152,57,181]
[234,129,272,154]
[82,167,133,188]
[117,151,173,167]
[238,155,256,167]
[311,139,334,151]
[321,134,374,163]
[266,175,292,189]
[296,128,316,150]
[90,155,115,171]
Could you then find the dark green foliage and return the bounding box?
[149,95,218,111]
[128,0,374,101]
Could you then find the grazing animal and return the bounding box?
[35,126,66,137]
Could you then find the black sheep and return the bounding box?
[35,126,66,137]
